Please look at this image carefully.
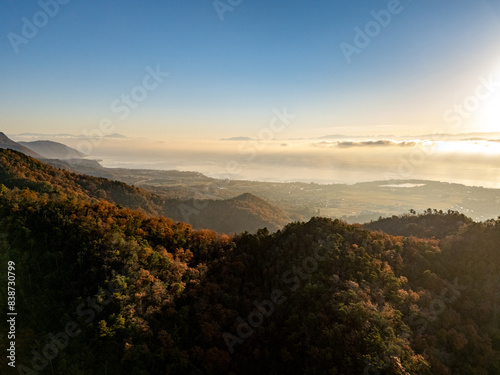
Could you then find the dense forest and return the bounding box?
[1,149,500,374]
[365,210,474,239]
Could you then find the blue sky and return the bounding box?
[1,0,500,140]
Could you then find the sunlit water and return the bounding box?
[94,140,500,189]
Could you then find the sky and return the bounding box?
[2,0,500,142]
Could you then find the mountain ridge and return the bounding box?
[18,140,85,159]
[0,132,42,158]
[0,148,291,234]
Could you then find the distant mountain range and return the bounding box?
[0,132,84,159]
[104,133,127,138]
[0,132,42,158]
[18,140,86,159]
[0,132,113,178]
[11,132,128,138]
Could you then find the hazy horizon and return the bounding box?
[2,1,500,188]
[7,131,500,189]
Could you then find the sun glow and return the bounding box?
[478,98,500,133]
[434,140,500,155]
[476,67,500,133]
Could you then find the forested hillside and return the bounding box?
[1,165,499,374]
[0,149,291,233]
[365,210,474,239]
